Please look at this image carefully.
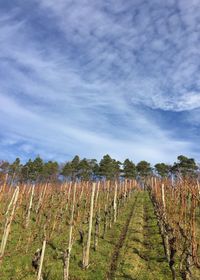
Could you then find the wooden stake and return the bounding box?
[37,239,46,280]
[82,182,96,269]
[63,183,77,280]
[113,182,118,223]
[0,186,19,263]
[25,184,35,228]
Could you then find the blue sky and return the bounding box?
[1,0,200,164]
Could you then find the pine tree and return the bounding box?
[136,160,152,178]
[123,159,137,178]
[172,155,198,177]
[9,158,22,185]
[154,163,171,178]
[42,161,59,182]
[62,162,73,180]
[99,154,121,179]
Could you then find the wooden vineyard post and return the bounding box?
[197,180,200,196]
[123,180,127,204]
[25,184,35,228]
[36,183,47,214]
[79,182,84,201]
[5,187,18,216]
[161,184,170,261]
[37,239,46,280]
[161,184,177,280]
[113,182,118,223]
[66,182,72,211]
[94,207,100,251]
[94,182,100,251]
[94,181,100,209]
[82,182,96,269]
[2,173,8,192]
[103,182,110,239]
[161,184,166,212]
[0,186,19,263]
[63,183,77,280]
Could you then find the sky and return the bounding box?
[1,0,200,164]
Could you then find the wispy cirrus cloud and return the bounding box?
[36,0,200,111]
[0,0,200,163]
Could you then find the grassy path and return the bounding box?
[111,191,171,280]
[107,194,139,279]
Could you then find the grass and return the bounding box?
[2,191,198,279]
[0,193,138,280]
[115,192,172,280]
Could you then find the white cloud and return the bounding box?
[36,0,200,112]
[0,0,199,163]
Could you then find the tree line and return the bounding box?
[0,154,198,184]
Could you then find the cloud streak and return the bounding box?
[0,0,200,163]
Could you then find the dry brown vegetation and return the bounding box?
[0,177,200,280]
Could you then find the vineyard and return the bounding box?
[0,178,200,280]
[1,0,199,279]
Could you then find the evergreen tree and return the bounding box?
[71,155,80,180]
[42,161,59,182]
[78,158,92,180]
[0,160,10,173]
[9,158,22,184]
[154,163,171,178]
[32,156,44,181]
[92,161,99,178]
[20,159,33,182]
[136,160,152,178]
[20,156,44,182]
[0,160,10,183]
[172,155,198,177]
[89,159,99,177]
[61,162,73,180]
[61,155,81,181]
[99,154,121,179]
[123,159,137,178]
